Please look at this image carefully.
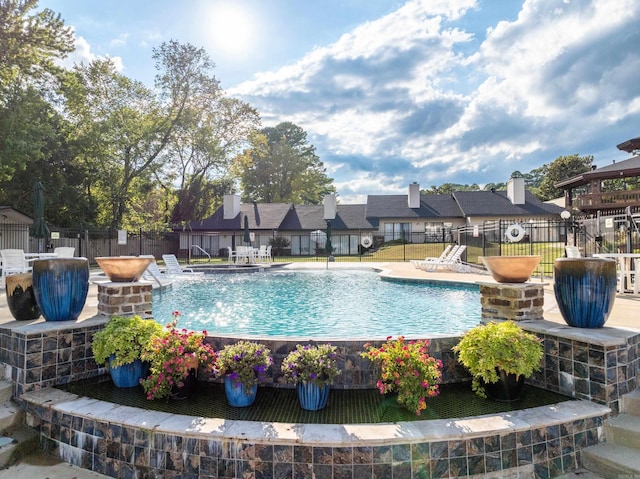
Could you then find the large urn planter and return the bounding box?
[297,381,330,411]
[5,273,40,321]
[553,258,617,328]
[32,258,90,322]
[224,376,258,407]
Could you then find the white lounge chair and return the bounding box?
[54,246,75,257]
[423,245,468,272]
[412,245,455,271]
[565,246,581,258]
[1,249,33,287]
[161,254,201,275]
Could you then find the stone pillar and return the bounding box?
[478,282,545,322]
[97,282,152,317]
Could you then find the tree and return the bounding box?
[536,154,594,201]
[0,0,73,90]
[422,183,481,195]
[63,41,224,229]
[236,122,335,204]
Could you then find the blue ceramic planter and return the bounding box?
[32,258,89,322]
[553,258,617,328]
[224,376,257,407]
[109,356,149,388]
[297,382,330,411]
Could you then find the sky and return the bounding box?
[40,0,640,203]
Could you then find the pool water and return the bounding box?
[152,269,481,338]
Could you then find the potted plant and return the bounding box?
[91,315,164,388]
[452,320,543,401]
[213,340,272,407]
[281,343,341,411]
[140,312,216,400]
[360,336,442,416]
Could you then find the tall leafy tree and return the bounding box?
[0,0,73,183]
[537,154,594,201]
[422,183,481,194]
[236,122,335,204]
[63,41,223,229]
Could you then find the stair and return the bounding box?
[0,364,39,469]
[578,389,640,478]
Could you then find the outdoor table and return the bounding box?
[593,253,640,294]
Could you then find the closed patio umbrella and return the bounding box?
[29,181,49,252]
[243,215,251,244]
[325,221,332,255]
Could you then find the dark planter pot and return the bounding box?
[553,258,617,328]
[109,356,149,388]
[5,273,40,321]
[297,382,330,411]
[32,258,89,322]
[481,369,525,402]
[224,376,257,407]
[170,357,199,400]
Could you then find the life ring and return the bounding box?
[505,224,526,242]
[361,236,373,248]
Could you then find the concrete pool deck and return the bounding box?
[1,261,638,478]
[0,261,637,331]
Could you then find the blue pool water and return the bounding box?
[152,270,481,338]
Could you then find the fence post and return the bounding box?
[139,228,143,256]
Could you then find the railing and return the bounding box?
[572,189,640,210]
[190,244,211,261]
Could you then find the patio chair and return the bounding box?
[54,247,75,257]
[256,245,269,263]
[227,246,238,263]
[423,245,468,272]
[143,259,166,281]
[565,246,582,258]
[161,254,201,275]
[1,249,32,287]
[411,244,454,271]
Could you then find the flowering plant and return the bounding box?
[140,312,216,400]
[360,336,442,416]
[281,343,341,387]
[213,340,272,393]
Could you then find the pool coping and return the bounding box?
[22,386,608,447]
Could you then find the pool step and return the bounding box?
[0,425,39,470]
[579,409,640,478]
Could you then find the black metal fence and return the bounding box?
[1,209,637,272]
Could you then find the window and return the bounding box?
[384,223,411,241]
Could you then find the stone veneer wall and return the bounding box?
[479,282,544,322]
[97,283,152,317]
[22,389,607,479]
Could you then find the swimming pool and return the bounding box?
[152,269,480,337]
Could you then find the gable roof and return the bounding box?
[279,204,376,231]
[365,194,461,219]
[453,190,564,217]
[184,203,292,231]
[555,155,640,189]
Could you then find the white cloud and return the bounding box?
[229,0,640,201]
[56,34,124,73]
[110,33,129,47]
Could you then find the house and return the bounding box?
[177,177,564,257]
[0,206,34,250]
[555,136,640,214]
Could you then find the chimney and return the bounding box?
[223,194,240,219]
[323,194,336,220]
[408,182,420,208]
[507,177,525,205]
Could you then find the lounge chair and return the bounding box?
[54,247,75,257]
[412,244,455,270]
[161,254,201,275]
[423,245,469,272]
[1,249,32,287]
[143,259,166,281]
[565,246,582,258]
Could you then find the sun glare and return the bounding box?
[206,3,255,57]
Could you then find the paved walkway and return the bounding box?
[1,261,638,477]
